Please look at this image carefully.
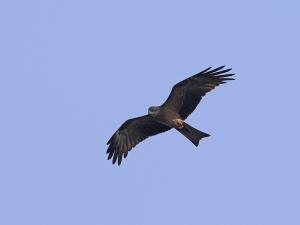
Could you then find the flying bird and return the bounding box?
[106,66,234,165]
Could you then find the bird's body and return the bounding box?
[106,66,234,165]
[150,106,182,128]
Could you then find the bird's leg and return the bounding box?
[173,119,184,129]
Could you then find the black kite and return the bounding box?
[106,66,234,165]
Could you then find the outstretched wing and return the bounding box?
[106,115,170,165]
[162,66,234,119]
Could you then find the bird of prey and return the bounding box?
[106,66,234,165]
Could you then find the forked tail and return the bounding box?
[176,122,210,146]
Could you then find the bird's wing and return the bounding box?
[106,115,171,165]
[162,66,234,119]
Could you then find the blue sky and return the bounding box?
[1,0,299,224]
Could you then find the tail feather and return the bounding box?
[176,122,210,146]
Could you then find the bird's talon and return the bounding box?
[173,119,184,129]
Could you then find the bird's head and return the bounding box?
[148,106,160,116]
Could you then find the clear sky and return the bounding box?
[1,0,299,225]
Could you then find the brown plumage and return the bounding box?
[106,66,234,165]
